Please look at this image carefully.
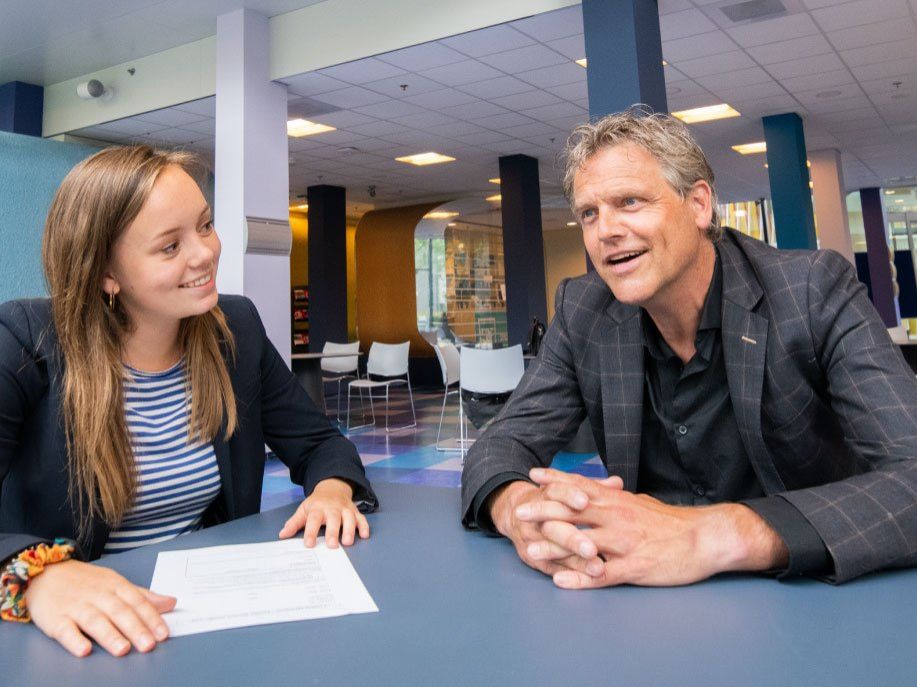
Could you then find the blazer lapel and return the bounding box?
[719,238,786,494]
[599,299,644,491]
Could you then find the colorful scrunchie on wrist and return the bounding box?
[1,538,76,623]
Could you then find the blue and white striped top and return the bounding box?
[103,359,221,555]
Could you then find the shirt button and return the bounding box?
[694,485,706,497]
[677,424,688,435]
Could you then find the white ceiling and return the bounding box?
[0,0,326,85]
[57,0,917,225]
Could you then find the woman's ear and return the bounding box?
[101,272,119,297]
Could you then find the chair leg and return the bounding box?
[345,384,376,433]
[384,379,417,433]
[436,387,461,452]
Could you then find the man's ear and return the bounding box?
[687,180,713,232]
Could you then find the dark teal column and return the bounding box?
[582,0,667,118]
[0,82,43,137]
[860,187,899,326]
[762,113,816,250]
[307,184,348,351]
[499,154,547,345]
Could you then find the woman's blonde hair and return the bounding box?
[42,145,237,539]
[561,105,722,241]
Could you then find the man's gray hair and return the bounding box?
[561,105,722,241]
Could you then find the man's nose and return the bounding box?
[595,209,625,241]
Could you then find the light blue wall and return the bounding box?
[0,132,98,302]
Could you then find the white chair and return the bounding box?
[321,341,360,423]
[458,345,525,454]
[432,341,462,451]
[346,341,417,432]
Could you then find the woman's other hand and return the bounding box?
[278,478,370,548]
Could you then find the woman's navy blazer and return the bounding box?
[0,295,376,561]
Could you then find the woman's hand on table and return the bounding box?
[24,559,176,658]
[278,478,370,548]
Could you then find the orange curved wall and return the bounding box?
[355,202,442,357]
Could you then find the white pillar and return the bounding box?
[810,149,855,265]
[215,9,291,364]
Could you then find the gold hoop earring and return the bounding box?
[108,291,115,310]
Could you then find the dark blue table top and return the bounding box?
[2,481,915,687]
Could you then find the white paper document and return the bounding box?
[149,538,378,637]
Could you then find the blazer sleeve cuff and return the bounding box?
[464,472,532,533]
[742,496,834,578]
[300,436,378,513]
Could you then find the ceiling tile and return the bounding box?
[446,100,509,119]
[516,62,585,88]
[746,34,835,65]
[725,12,820,47]
[544,80,589,102]
[694,66,774,90]
[311,86,390,108]
[400,88,478,110]
[793,83,865,106]
[841,38,917,68]
[659,9,718,40]
[479,44,570,74]
[779,69,856,93]
[391,111,460,128]
[453,130,515,146]
[659,0,694,13]
[135,108,205,127]
[664,31,740,62]
[474,112,538,130]
[490,89,563,111]
[850,56,917,81]
[503,121,559,139]
[282,72,350,97]
[97,117,170,136]
[318,57,406,85]
[457,75,535,99]
[421,59,504,86]
[676,50,756,78]
[545,34,586,61]
[181,119,216,135]
[766,53,845,79]
[440,25,536,57]
[376,42,468,71]
[806,95,875,114]
[310,110,377,128]
[709,80,788,105]
[351,100,425,119]
[347,120,410,137]
[364,74,445,98]
[811,0,911,31]
[424,121,487,138]
[826,17,917,50]
[521,102,588,123]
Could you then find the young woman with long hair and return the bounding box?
[0,146,376,657]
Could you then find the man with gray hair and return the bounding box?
[461,107,917,586]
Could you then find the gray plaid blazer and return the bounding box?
[461,229,917,583]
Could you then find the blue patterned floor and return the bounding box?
[261,387,603,511]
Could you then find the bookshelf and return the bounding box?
[291,285,309,352]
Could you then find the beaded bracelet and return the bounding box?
[1,538,75,623]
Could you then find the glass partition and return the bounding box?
[415,200,507,347]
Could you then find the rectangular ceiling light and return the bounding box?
[287,119,336,137]
[289,203,309,211]
[489,178,501,184]
[395,151,456,166]
[423,211,460,219]
[486,194,502,202]
[732,141,767,155]
[672,103,741,124]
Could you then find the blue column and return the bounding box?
[762,112,817,250]
[860,187,899,326]
[307,184,348,351]
[582,0,667,118]
[499,154,547,346]
[0,82,43,137]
